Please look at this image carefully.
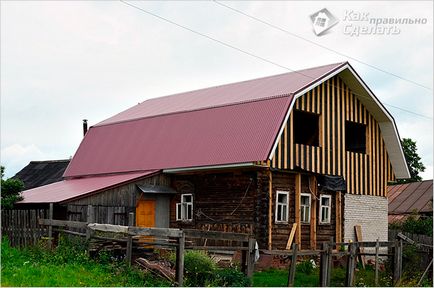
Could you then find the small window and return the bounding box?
[176,194,193,221]
[294,110,320,146]
[345,121,366,153]
[275,191,289,223]
[300,193,311,223]
[319,195,331,224]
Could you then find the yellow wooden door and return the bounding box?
[136,199,156,228]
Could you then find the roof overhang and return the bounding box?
[268,63,410,179]
[163,162,257,174]
[137,184,177,194]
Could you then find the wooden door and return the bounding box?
[136,199,156,228]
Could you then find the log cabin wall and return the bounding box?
[66,173,171,225]
[271,76,396,196]
[169,170,270,248]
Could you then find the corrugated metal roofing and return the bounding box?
[97,62,345,126]
[64,96,292,177]
[388,180,433,215]
[18,171,157,203]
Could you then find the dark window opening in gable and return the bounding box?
[345,121,366,153]
[294,110,320,146]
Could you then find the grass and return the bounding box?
[0,236,170,287]
[252,264,394,287]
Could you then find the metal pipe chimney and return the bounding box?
[83,119,88,137]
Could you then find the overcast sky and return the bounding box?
[1,1,433,180]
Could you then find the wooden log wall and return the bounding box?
[170,171,267,247]
[66,205,131,225]
[271,76,395,196]
[1,209,48,247]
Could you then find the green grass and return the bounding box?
[0,237,170,287]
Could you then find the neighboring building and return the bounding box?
[13,160,70,190]
[388,180,433,223]
[18,62,410,250]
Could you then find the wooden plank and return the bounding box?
[287,243,298,287]
[48,203,53,248]
[354,225,366,268]
[310,177,317,250]
[335,192,342,244]
[295,173,301,247]
[268,170,273,250]
[319,242,328,287]
[375,238,379,286]
[176,232,185,287]
[39,218,88,229]
[345,243,356,287]
[246,238,256,278]
[286,223,297,250]
[183,229,251,242]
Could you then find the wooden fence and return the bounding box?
[1,208,49,247]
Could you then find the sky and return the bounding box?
[1,1,433,180]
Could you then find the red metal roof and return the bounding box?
[64,96,292,177]
[388,180,433,216]
[19,171,157,203]
[97,63,345,126]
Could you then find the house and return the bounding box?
[13,160,70,190]
[388,180,433,223]
[18,62,410,250]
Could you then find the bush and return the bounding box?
[296,259,316,275]
[389,213,433,236]
[209,267,250,287]
[182,250,217,286]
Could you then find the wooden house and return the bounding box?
[13,160,70,190]
[18,62,410,250]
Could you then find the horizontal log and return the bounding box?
[39,218,87,229]
[88,223,183,238]
[54,229,86,237]
[186,246,248,251]
[183,229,252,241]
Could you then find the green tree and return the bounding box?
[397,138,426,183]
[1,166,25,209]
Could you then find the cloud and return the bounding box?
[1,144,45,178]
[1,1,432,180]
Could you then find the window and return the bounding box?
[176,194,193,221]
[294,110,320,146]
[319,195,331,224]
[300,193,311,223]
[275,191,289,223]
[345,121,366,153]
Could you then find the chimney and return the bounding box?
[83,119,88,137]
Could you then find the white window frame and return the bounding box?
[176,194,193,221]
[319,194,332,224]
[300,193,311,224]
[275,191,289,223]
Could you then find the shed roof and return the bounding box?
[13,160,70,190]
[388,180,433,215]
[18,171,157,204]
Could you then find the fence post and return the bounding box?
[393,240,403,286]
[247,238,256,278]
[320,242,329,287]
[48,203,53,249]
[86,205,94,240]
[176,231,185,287]
[287,243,298,287]
[326,238,333,287]
[126,212,134,266]
[345,243,356,287]
[375,238,379,286]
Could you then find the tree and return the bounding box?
[1,166,25,209]
[397,138,426,183]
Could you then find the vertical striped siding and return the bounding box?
[272,76,395,196]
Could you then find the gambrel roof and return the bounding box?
[64,62,409,179]
[20,62,410,203]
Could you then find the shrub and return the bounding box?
[208,267,250,287]
[182,250,216,286]
[296,259,316,275]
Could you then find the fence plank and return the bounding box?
[287,243,298,287]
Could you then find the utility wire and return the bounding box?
[120,0,432,120]
[214,0,432,91]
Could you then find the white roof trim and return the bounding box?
[268,63,410,179]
